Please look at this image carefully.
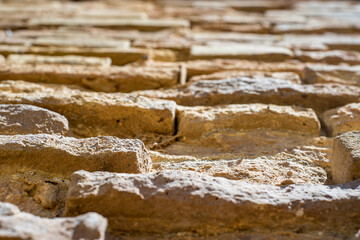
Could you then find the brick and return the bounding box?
[331,131,360,184]
[304,64,360,86]
[321,103,360,136]
[0,134,151,176]
[185,59,304,77]
[28,18,190,31]
[0,45,148,66]
[0,63,180,92]
[177,104,320,139]
[295,50,360,65]
[0,202,107,240]
[65,170,360,237]
[137,77,360,114]
[189,70,301,83]
[0,104,71,136]
[190,44,293,61]
[0,81,176,137]
[7,54,112,67]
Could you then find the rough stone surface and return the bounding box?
[0,104,71,136]
[0,134,151,176]
[0,63,180,92]
[0,81,176,138]
[65,170,360,237]
[321,103,360,136]
[0,35,130,49]
[1,0,360,239]
[185,59,305,77]
[278,33,360,52]
[7,54,112,67]
[31,36,130,48]
[331,131,360,184]
[153,154,328,185]
[295,50,360,65]
[28,18,190,31]
[0,44,158,66]
[0,202,107,240]
[177,104,320,139]
[0,169,69,217]
[304,64,360,86]
[189,70,301,83]
[271,19,360,34]
[136,77,360,114]
[156,131,331,167]
[190,44,293,61]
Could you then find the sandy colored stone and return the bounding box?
[190,44,293,61]
[191,32,279,44]
[226,0,292,12]
[0,81,176,137]
[158,130,331,163]
[132,30,191,52]
[154,150,329,185]
[0,36,130,49]
[32,36,131,48]
[0,44,148,66]
[2,1,360,239]
[0,134,151,176]
[66,170,360,237]
[7,54,112,67]
[0,168,69,217]
[76,9,148,20]
[151,126,332,185]
[185,59,304,77]
[325,37,360,52]
[278,33,360,52]
[321,103,360,136]
[111,231,352,240]
[0,202,107,240]
[331,131,360,184]
[190,14,268,33]
[189,70,301,83]
[11,28,142,41]
[136,77,360,114]
[151,132,332,185]
[0,63,180,92]
[295,50,360,65]
[272,19,360,34]
[177,104,320,139]
[304,64,360,86]
[193,22,269,34]
[0,104,71,136]
[158,0,291,12]
[28,18,190,31]
[135,60,304,78]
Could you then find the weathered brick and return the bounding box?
[331,131,360,184]
[0,81,176,137]
[0,202,107,240]
[0,134,151,176]
[137,77,360,114]
[177,104,320,139]
[0,63,180,92]
[7,54,112,67]
[304,64,360,86]
[65,170,360,237]
[321,103,360,136]
[295,50,360,65]
[0,104,71,136]
[190,44,293,61]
